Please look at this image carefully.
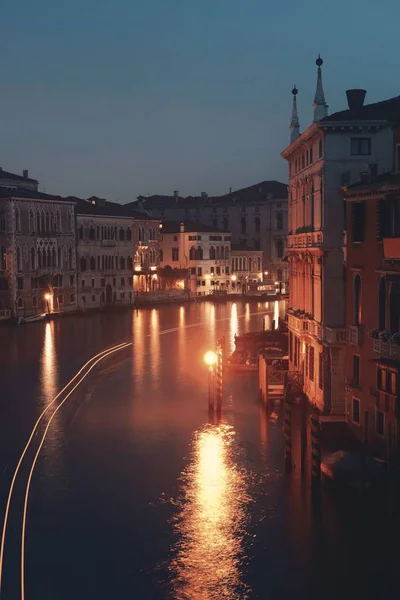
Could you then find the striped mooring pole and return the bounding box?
[216,339,223,414]
[283,394,293,473]
[311,406,322,485]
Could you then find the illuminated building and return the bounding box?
[230,246,264,293]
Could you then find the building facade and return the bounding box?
[281,58,398,414]
[230,247,263,293]
[159,221,231,295]
[75,197,161,307]
[131,180,288,286]
[0,187,77,317]
[344,170,400,457]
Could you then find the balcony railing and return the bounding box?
[324,327,346,345]
[372,338,400,360]
[287,231,323,249]
[349,325,363,347]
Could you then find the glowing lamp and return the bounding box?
[231,274,237,282]
[134,266,141,272]
[150,266,157,271]
[264,271,269,275]
[204,351,217,367]
[44,293,51,301]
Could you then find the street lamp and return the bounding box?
[231,274,237,282]
[44,292,51,314]
[204,351,217,411]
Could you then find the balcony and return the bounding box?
[324,327,346,345]
[372,338,400,360]
[287,230,323,250]
[349,325,363,347]
[383,238,400,260]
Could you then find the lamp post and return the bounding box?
[44,293,51,314]
[204,350,217,412]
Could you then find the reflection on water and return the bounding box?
[170,423,251,600]
[150,309,160,383]
[229,303,239,353]
[41,322,58,403]
[273,300,279,330]
[132,310,144,388]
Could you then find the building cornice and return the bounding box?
[281,123,319,159]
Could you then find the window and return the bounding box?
[305,344,309,377]
[353,274,362,325]
[351,138,371,156]
[17,277,23,290]
[310,148,313,163]
[121,277,125,286]
[0,247,6,271]
[209,246,216,260]
[172,247,179,261]
[15,208,20,232]
[190,267,196,275]
[353,355,360,386]
[119,228,125,241]
[91,278,95,288]
[120,257,125,270]
[318,140,323,158]
[90,257,95,270]
[70,275,74,286]
[16,247,21,271]
[89,227,95,241]
[225,266,229,274]
[195,246,203,260]
[79,226,84,240]
[376,410,384,436]
[189,246,195,260]
[126,228,132,241]
[80,257,86,272]
[309,346,315,381]
[318,351,324,389]
[30,248,35,270]
[59,295,64,305]
[389,281,400,334]
[352,398,360,424]
[216,267,221,275]
[70,294,75,303]
[17,297,23,309]
[378,277,386,330]
[241,218,246,234]
[275,239,284,259]
[101,278,105,287]
[255,217,260,233]
[210,267,215,274]
[276,212,283,230]
[68,248,72,270]
[33,296,37,308]
[159,250,163,262]
[197,267,202,276]
[377,197,400,239]
[351,202,366,242]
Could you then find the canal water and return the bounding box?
[0,301,399,599]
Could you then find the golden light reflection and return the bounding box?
[41,322,58,403]
[245,303,250,323]
[229,303,239,353]
[149,309,160,382]
[170,425,250,600]
[132,310,144,388]
[273,300,279,330]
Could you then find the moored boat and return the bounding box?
[18,313,47,325]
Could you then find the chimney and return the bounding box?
[201,192,207,199]
[346,89,367,110]
[368,163,378,182]
[173,190,179,199]
[180,222,184,233]
[23,169,29,179]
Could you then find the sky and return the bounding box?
[1,0,399,202]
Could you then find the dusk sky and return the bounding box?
[1,0,399,202]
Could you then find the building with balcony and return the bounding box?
[230,246,263,293]
[281,57,399,414]
[75,197,160,307]
[0,186,77,317]
[159,221,231,295]
[129,180,288,286]
[344,170,400,457]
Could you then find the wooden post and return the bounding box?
[284,394,293,472]
[216,340,223,414]
[311,406,322,485]
[208,366,215,413]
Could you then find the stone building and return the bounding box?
[230,246,264,293]
[129,180,288,286]
[0,167,39,192]
[344,167,400,456]
[281,57,398,415]
[75,197,161,307]
[159,221,231,295]
[0,186,77,317]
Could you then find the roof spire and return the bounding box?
[313,54,328,122]
[290,85,300,143]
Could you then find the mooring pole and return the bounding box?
[283,394,293,473]
[208,366,215,413]
[216,339,223,415]
[311,406,322,486]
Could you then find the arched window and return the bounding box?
[216,246,220,259]
[231,258,234,272]
[80,257,86,272]
[235,258,238,271]
[195,246,203,260]
[52,248,56,267]
[40,212,45,233]
[189,246,196,260]
[127,256,133,270]
[126,228,132,241]
[90,256,96,270]
[58,247,62,267]
[67,212,72,233]
[378,277,386,330]
[159,249,163,262]
[15,208,20,231]
[16,247,21,271]
[225,246,229,259]
[119,228,125,241]
[1,247,6,270]
[120,257,125,270]
[36,212,41,232]
[220,247,225,259]
[209,246,216,260]
[29,210,34,232]
[239,257,243,271]
[276,212,283,230]
[45,212,50,233]
[38,249,42,268]
[17,297,23,309]
[0,210,5,232]
[277,268,283,281]
[31,248,36,271]
[248,257,252,271]
[68,248,72,269]
[390,281,400,334]
[257,257,261,272]
[43,249,47,268]
[353,274,362,325]
[89,227,95,241]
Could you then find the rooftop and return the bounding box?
[132,180,288,209]
[75,197,158,220]
[0,167,38,184]
[0,187,72,202]
[321,95,400,124]
[161,220,229,234]
[344,172,400,194]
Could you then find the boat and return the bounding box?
[18,313,47,325]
